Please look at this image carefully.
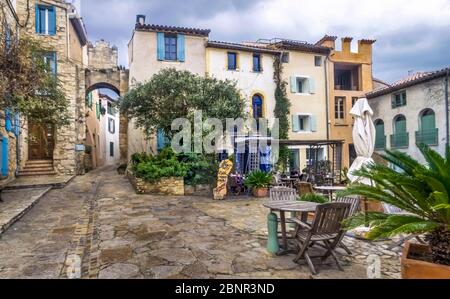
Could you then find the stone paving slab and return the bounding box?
[5,175,75,190]
[0,187,52,235]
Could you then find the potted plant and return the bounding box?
[340,145,450,279]
[244,170,273,198]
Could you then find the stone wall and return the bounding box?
[128,171,185,196]
[15,0,86,176]
[88,40,118,69]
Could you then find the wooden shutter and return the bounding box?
[177,34,185,62]
[421,113,436,132]
[290,77,298,93]
[35,4,41,33]
[48,6,56,35]
[310,116,318,132]
[157,32,165,61]
[292,115,300,132]
[395,118,407,134]
[14,113,20,137]
[309,78,316,94]
[5,110,12,132]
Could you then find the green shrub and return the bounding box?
[178,153,218,186]
[244,170,273,189]
[299,193,328,204]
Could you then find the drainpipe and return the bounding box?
[445,69,449,157]
[324,54,330,141]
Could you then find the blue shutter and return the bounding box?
[177,34,185,62]
[1,136,8,177]
[157,129,166,151]
[51,52,57,75]
[309,78,316,94]
[5,110,12,132]
[292,115,300,132]
[290,77,298,93]
[39,7,46,34]
[310,115,318,132]
[48,6,56,35]
[35,4,40,33]
[157,32,165,61]
[14,113,20,137]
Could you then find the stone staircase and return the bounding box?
[18,160,56,177]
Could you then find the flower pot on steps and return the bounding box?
[402,242,450,279]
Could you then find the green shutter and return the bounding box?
[421,114,436,131]
[395,119,406,134]
[290,77,297,93]
[292,115,300,132]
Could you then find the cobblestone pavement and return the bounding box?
[0,166,400,279]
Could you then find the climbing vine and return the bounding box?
[273,55,291,170]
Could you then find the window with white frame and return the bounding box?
[290,76,316,94]
[292,115,317,133]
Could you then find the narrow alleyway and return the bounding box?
[0,167,370,279]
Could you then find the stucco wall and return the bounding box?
[283,51,328,141]
[206,47,276,123]
[370,77,449,164]
[127,30,207,159]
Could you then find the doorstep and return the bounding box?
[4,175,75,190]
[0,187,52,235]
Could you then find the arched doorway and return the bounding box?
[392,115,408,148]
[374,119,385,149]
[418,109,437,145]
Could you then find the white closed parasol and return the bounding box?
[348,98,376,185]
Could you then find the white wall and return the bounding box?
[370,77,449,164]
[100,99,120,165]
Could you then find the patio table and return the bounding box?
[280,178,298,189]
[263,201,319,255]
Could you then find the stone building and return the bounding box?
[0,0,20,183]
[316,36,376,168]
[14,0,88,176]
[368,68,450,164]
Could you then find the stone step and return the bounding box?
[23,164,54,170]
[18,170,57,177]
[25,161,53,166]
[22,168,55,173]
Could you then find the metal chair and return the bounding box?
[293,202,352,275]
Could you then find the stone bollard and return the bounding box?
[267,213,280,255]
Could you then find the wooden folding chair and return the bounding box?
[333,196,361,255]
[293,202,351,275]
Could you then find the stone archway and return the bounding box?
[85,68,129,163]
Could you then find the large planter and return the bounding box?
[128,171,184,196]
[253,187,269,198]
[402,242,450,279]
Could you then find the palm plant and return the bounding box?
[244,170,273,189]
[339,145,450,266]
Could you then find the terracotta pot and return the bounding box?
[253,187,269,198]
[402,242,450,279]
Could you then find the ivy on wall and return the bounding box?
[273,55,291,171]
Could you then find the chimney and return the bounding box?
[341,37,353,53]
[136,15,146,26]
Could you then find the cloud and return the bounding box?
[81,0,450,82]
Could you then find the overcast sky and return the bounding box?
[80,0,450,83]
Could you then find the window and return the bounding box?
[252,94,264,119]
[289,149,300,171]
[335,97,346,120]
[281,52,290,63]
[4,24,12,52]
[334,63,360,91]
[375,119,386,149]
[227,52,237,70]
[36,5,56,35]
[314,56,322,67]
[164,34,177,61]
[290,76,315,94]
[292,115,317,132]
[306,148,324,166]
[43,52,57,75]
[392,115,408,148]
[109,142,114,157]
[107,102,116,115]
[108,118,115,134]
[253,54,262,72]
[417,109,438,145]
[392,91,407,108]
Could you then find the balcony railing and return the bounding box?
[390,133,409,149]
[416,129,439,146]
[375,136,386,150]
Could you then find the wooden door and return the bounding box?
[28,123,55,160]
